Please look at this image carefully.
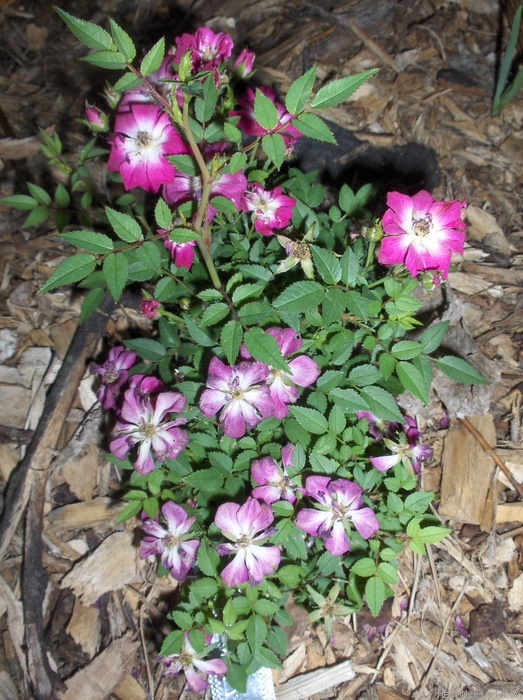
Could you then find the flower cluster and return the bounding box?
[22,11,483,696]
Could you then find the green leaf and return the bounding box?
[365,576,387,617]
[351,557,377,577]
[160,630,184,657]
[80,287,106,322]
[322,288,347,326]
[247,615,267,654]
[40,253,96,293]
[221,321,243,365]
[311,245,341,284]
[103,252,128,301]
[226,664,248,695]
[105,207,143,242]
[195,74,218,122]
[317,370,344,393]
[292,113,337,143]
[285,66,317,114]
[54,183,71,208]
[183,314,216,347]
[0,194,38,210]
[124,338,166,362]
[329,387,369,413]
[172,610,193,631]
[419,321,449,353]
[141,36,165,77]
[24,206,50,227]
[273,281,324,314]
[359,386,403,423]
[254,88,279,130]
[211,195,240,215]
[113,72,144,92]
[197,538,220,576]
[437,356,488,385]
[391,340,424,360]
[228,152,248,174]
[27,182,52,206]
[341,248,360,287]
[168,227,200,243]
[135,240,162,274]
[349,364,381,387]
[311,69,379,109]
[377,562,399,585]
[289,406,328,435]
[419,525,451,544]
[59,230,114,254]
[396,361,429,404]
[231,283,265,305]
[200,302,230,327]
[168,154,199,175]
[185,467,224,492]
[82,50,128,70]
[154,198,173,230]
[243,328,289,372]
[262,133,286,170]
[109,18,136,61]
[114,499,142,524]
[55,8,115,52]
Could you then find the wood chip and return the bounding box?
[277,659,356,700]
[58,632,138,700]
[440,415,496,528]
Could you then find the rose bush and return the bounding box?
[0,9,487,694]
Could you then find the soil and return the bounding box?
[0,1,522,699]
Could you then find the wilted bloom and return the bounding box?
[234,87,302,151]
[160,633,227,693]
[251,443,302,504]
[108,103,188,192]
[110,390,189,474]
[91,346,136,410]
[215,498,281,586]
[378,190,467,279]
[370,434,432,474]
[140,298,161,318]
[275,227,315,279]
[84,104,109,132]
[356,411,399,442]
[243,184,296,236]
[295,476,380,556]
[242,327,320,419]
[199,358,274,439]
[140,502,199,582]
[233,48,256,78]
[174,27,234,71]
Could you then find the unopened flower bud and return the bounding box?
[103,86,121,111]
[364,220,383,242]
[233,49,255,78]
[178,51,193,82]
[84,104,109,133]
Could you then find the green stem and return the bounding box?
[365,238,377,268]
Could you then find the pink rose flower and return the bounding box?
[160,633,227,693]
[215,497,281,586]
[242,184,296,236]
[174,27,234,71]
[107,103,188,192]
[295,477,380,555]
[251,443,302,505]
[91,346,136,410]
[199,358,274,439]
[378,190,467,279]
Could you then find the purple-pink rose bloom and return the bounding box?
[174,27,234,71]
[378,190,467,279]
[107,103,188,192]
[160,633,227,694]
[295,476,380,556]
[214,497,281,587]
[110,390,189,475]
[242,183,296,236]
[199,357,274,439]
[91,346,136,411]
[140,502,199,582]
[251,443,302,505]
[242,327,320,418]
